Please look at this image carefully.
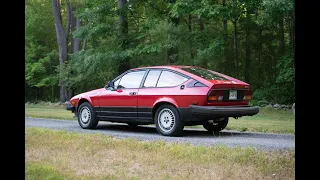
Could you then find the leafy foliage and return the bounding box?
[25,0,295,104]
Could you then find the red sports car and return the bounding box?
[66,66,259,136]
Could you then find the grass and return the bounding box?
[25,127,295,180]
[25,103,295,134]
[26,163,69,180]
[224,107,294,134]
[25,103,77,120]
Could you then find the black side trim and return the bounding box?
[95,106,136,112]
[94,106,153,123]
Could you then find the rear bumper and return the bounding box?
[190,105,259,117]
[178,105,259,122]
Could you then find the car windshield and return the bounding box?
[181,67,229,80]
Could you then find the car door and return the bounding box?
[97,70,147,122]
[137,69,189,123]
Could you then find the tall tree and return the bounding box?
[71,5,81,54]
[118,0,130,74]
[188,14,194,60]
[26,0,295,104]
[52,0,71,102]
[222,0,229,75]
[167,0,179,64]
[244,3,252,83]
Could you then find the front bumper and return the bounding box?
[65,101,76,114]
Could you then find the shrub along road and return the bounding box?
[25,117,294,150]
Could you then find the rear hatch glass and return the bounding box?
[181,67,229,80]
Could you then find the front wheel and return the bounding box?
[154,104,184,136]
[203,117,229,132]
[77,102,98,129]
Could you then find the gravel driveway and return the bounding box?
[25,117,295,150]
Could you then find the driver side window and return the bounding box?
[116,71,146,89]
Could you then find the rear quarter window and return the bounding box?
[157,71,189,87]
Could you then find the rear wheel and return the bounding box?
[203,117,229,132]
[155,104,184,136]
[77,102,98,129]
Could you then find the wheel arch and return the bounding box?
[152,99,179,120]
[77,98,92,110]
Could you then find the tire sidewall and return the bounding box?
[77,102,98,129]
[155,104,184,136]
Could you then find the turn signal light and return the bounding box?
[208,96,218,101]
[208,96,223,101]
[244,95,252,100]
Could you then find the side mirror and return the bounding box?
[105,81,115,90]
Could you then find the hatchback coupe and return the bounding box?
[65,66,259,136]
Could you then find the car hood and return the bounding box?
[71,88,104,100]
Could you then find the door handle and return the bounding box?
[129,92,137,96]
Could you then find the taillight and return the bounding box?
[243,88,252,101]
[207,90,225,101]
[207,88,252,102]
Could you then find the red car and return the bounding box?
[66,66,259,136]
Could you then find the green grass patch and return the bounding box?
[25,163,69,180]
[25,103,295,134]
[226,107,294,134]
[26,127,295,180]
[25,103,76,120]
[187,106,294,134]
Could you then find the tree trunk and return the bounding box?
[199,17,204,31]
[65,0,71,42]
[118,0,130,74]
[199,18,207,68]
[36,88,38,102]
[188,14,194,60]
[71,6,81,54]
[292,12,295,69]
[289,10,294,68]
[51,85,54,102]
[67,5,81,100]
[52,0,69,103]
[233,19,238,75]
[166,0,179,64]
[279,17,285,56]
[244,15,251,83]
[82,39,86,50]
[222,0,229,74]
[276,16,285,78]
[257,27,262,86]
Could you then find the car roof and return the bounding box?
[132,65,198,70]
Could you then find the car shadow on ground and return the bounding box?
[95,122,248,138]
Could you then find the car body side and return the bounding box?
[67,66,257,126]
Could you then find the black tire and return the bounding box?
[203,118,229,132]
[154,104,184,136]
[77,102,98,129]
[127,122,139,127]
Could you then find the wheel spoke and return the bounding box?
[80,107,91,123]
[158,108,175,132]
